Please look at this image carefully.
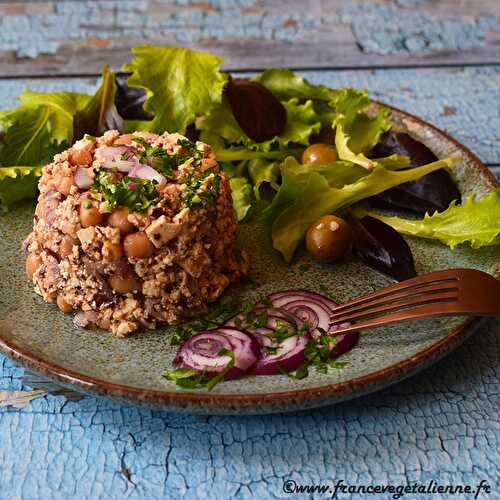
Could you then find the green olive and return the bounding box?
[302,143,338,165]
[306,215,353,262]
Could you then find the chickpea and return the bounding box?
[108,206,135,235]
[80,200,104,227]
[123,232,154,259]
[108,275,141,294]
[56,295,73,313]
[306,215,353,262]
[55,175,74,196]
[102,240,124,263]
[302,143,338,165]
[68,148,92,166]
[60,235,78,258]
[26,253,42,280]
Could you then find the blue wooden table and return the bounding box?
[0,1,499,498]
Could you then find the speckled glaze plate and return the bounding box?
[0,104,498,415]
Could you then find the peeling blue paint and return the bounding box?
[339,4,500,55]
[0,1,497,60]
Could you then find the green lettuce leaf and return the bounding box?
[198,97,321,152]
[331,88,392,170]
[265,156,455,261]
[229,177,253,221]
[0,166,42,213]
[0,67,116,167]
[0,92,84,166]
[247,159,280,199]
[352,189,500,249]
[122,46,228,134]
[252,69,333,101]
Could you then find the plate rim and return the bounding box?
[1,102,498,414]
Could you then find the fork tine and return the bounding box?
[330,282,459,321]
[327,301,466,335]
[328,268,500,335]
[330,291,459,325]
[330,269,458,316]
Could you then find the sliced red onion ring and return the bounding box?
[173,327,259,380]
[329,332,360,359]
[129,163,166,185]
[74,167,93,190]
[270,289,337,313]
[268,290,358,358]
[251,331,311,376]
[224,307,297,329]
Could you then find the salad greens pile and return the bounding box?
[353,190,500,249]
[1,45,499,261]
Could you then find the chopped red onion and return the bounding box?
[103,159,137,173]
[74,167,93,190]
[129,163,166,185]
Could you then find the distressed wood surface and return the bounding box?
[0,0,499,77]
[1,2,499,497]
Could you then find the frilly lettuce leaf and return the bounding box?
[122,46,228,134]
[352,189,500,249]
[252,69,333,101]
[0,67,116,212]
[0,93,84,166]
[229,177,253,221]
[0,67,116,168]
[198,97,321,152]
[331,88,392,170]
[264,156,455,262]
[0,166,42,213]
[247,159,280,199]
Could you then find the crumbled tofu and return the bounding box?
[77,226,96,246]
[145,215,182,248]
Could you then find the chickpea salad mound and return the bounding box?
[24,131,247,336]
[2,45,499,388]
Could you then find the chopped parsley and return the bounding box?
[169,295,238,346]
[92,168,159,212]
[163,348,235,391]
[131,136,203,179]
[279,328,348,380]
[183,171,221,208]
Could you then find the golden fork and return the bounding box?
[330,268,500,334]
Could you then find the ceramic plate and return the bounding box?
[0,104,498,415]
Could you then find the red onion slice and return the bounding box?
[173,327,259,380]
[252,332,311,376]
[329,332,360,359]
[270,289,338,313]
[224,307,297,329]
[129,163,166,185]
[74,167,93,190]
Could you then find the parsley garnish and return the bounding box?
[92,168,159,212]
[131,136,203,179]
[163,348,235,391]
[279,328,348,380]
[183,172,221,208]
[168,295,238,346]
